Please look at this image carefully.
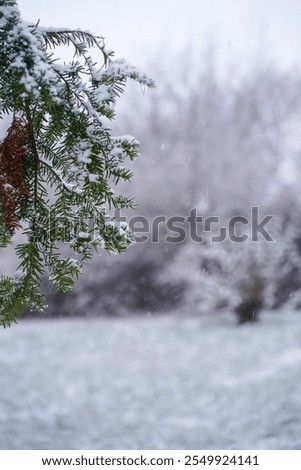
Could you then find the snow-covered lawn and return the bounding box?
[0,311,301,450]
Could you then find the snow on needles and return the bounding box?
[1,5,58,99]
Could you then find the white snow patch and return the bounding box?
[0,113,13,141]
[0,310,301,449]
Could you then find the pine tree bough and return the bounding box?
[0,0,154,326]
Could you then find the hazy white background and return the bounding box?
[18,0,301,75]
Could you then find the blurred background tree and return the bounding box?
[21,48,300,321]
[2,40,301,321]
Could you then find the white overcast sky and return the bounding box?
[17,0,301,76]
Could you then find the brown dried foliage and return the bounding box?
[0,117,30,231]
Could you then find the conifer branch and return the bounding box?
[0,1,154,326]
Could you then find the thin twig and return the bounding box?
[25,106,40,222]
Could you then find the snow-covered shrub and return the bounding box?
[162,206,301,318]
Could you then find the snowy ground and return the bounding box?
[0,311,301,450]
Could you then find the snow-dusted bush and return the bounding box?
[162,205,301,318]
